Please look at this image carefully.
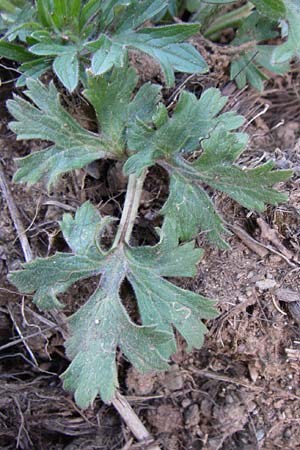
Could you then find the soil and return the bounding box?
[1,50,300,450]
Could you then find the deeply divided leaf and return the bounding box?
[10,202,217,407]
[7,79,106,188]
[7,68,161,188]
[125,86,292,245]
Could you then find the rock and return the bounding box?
[182,398,192,408]
[164,365,184,391]
[184,404,200,428]
[255,278,277,291]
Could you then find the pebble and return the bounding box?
[256,429,265,441]
[164,365,184,391]
[182,398,192,408]
[255,279,277,291]
[184,404,200,427]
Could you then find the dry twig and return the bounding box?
[228,224,269,258]
[0,162,33,262]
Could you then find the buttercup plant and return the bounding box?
[7,65,292,407]
[1,0,293,410]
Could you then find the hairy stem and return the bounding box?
[113,169,147,247]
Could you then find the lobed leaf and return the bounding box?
[124,83,291,246]
[169,131,292,212]
[230,12,289,91]
[119,24,208,86]
[84,66,138,156]
[7,79,107,188]
[125,87,245,175]
[160,171,230,248]
[10,202,217,406]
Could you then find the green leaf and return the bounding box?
[126,220,217,355]
[29,43,78,55]
[84,66,138,156]
[9,201,107,310]
[160,171,230,248]
[124,84,291,246]
[251,0,286,19]
[125,87,245,175]
[53,51,79,92]
[171,130,292,212]
[62,282,170,406]
[8,67,162,188]
[114,0,168,33]
[10,202,217,406]
[159,130,248,247]
[59,201,114,255]
[84,67,161,157]
[7,79,107,188]
[119,24,208,86]
[16,58,51,87]
[272,0,300,63]
[91,36,125,75]
[230,12,289,90]
[9,252,103,309]
[0,40,34,61]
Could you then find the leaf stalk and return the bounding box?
[112,169,147,247]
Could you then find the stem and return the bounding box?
[0,162,33,262]
[113,169,147,248]
[113,393,161,450]
[204,2,254,39]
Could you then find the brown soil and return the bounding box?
[1,56,300,450]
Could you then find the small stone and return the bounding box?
[184,404,200,427]
[256,429,265,441]
[255,279,277,291]
[182,398,192,408]
[225,394,234,404]
[284,428,292,439]
[248,364,259,383]
[164,365,184,391]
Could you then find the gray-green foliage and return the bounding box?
[9,202,217,407]
[8,65,292,407]
[9,69,291,247]
[0,0,207,90]
[186,0,297,90]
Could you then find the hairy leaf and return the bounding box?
[169,131,292,211]
[1,0,206,89]
[124,87,245,175]
[7,68,162,187]
[119,24,208,86]
[84,67,138,156]
[160,171,230,248]
[230,12,289,90]
[53,51,79,93]
[10,202,217,406]
[7,79,107,188]
[124,84,291,245]
[251,0,286,19]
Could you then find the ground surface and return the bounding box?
[0,52,300,450]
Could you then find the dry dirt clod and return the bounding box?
[126,367,157,395]
[147,404,183,433]
[163,364,184,391]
